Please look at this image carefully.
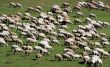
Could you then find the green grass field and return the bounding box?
[0,0,110,67]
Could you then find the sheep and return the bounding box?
[65,51,74,58]
[73,5,81,11]
[22,45,33,51]
[36,6,43,11]
[51,5,62,13]
[102,41,110,46]
[74,19,82,24]
[94,42,102,47]
[91,55,102,67]
[104,5,110,11]
[84,46,92,52]
[95,48,104,53]
[61,25,69,29]
[97,58,103,66]
[0,37,8,47]
[97,1,104,9]
[40,12,48,19]
[36,53,43,60]
[95,48,109,57]
[62,2,70,8]
[82,55,90,64]
[13,47,24,55]
[55,54,63,61]
[11,45,20,51]
[68,46,79,51]
[103,22,110,27]
[100,37,108,42]
[41,48,50,55]
[24,49,33,55]
[9,2,22,8]
[76,12,84,17]
[9,2,16,8]
[34,46,43,52]
[38,33,46,38]
[52,39,60,45]
[26,7,40,13]
[39,40,53,51]
[24,12,31,17]
[34,46,50,55]
[92,50,100,56]
[16,3,23,8]
[89,13,96,18]
[27,38,38,45]
[82,51,88,56]
[16,39,23,45]
[62,53,72,61]
[64,7,72,13]
[102,51,110,57]
[85,17,92,23]
[99,33,106,37]
[64,38,75,46]
[72,54,82,60]
[64,48,74,53]
[81,37,88,42]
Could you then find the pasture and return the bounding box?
[0,0,110,67]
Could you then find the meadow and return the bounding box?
[0,0,110,67]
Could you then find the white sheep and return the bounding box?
[83,55,90,64]
[13,47,24,54]
[84,46,92,52]
[0,37,8,46]
[10,2,16,8]
[94,42,102,47]
[16,3,23,8]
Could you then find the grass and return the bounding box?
[0,0,110,67]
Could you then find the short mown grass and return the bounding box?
[0,0,110,67]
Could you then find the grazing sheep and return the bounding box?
[9,2,22,8]
[62,2,70,8]
[94,42,102,47]
[65,51,74,58]
[52,39,60,45]
[84,46,92,52]
[73,6,81,11]
[36,53,43,60]
[13,47,24,55]
[39,40,53,51]
[25,49,33,55]
[89,13,96,18]
[74,19,82,24]
[16,3,23,8]
[27,38,38,45]
[64,48,74,53]
[22,45,33,51]
[36,6,43,11]
[0,37,8,46]
[11,45,20,51]
[83,55,90,64]
[72,54,82,60]
[34,46,50,55]
[55,54,63,61]
[10,2,16,8]
[91,55,103,67]
[76,12,84,17]
[62,53,72,61]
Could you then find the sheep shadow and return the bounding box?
[78,61,92,67]
[32,58,36,61]
[49,59,75,62]
[86,62,92,67]
[49,59,56,61]
[78,61,85,64]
